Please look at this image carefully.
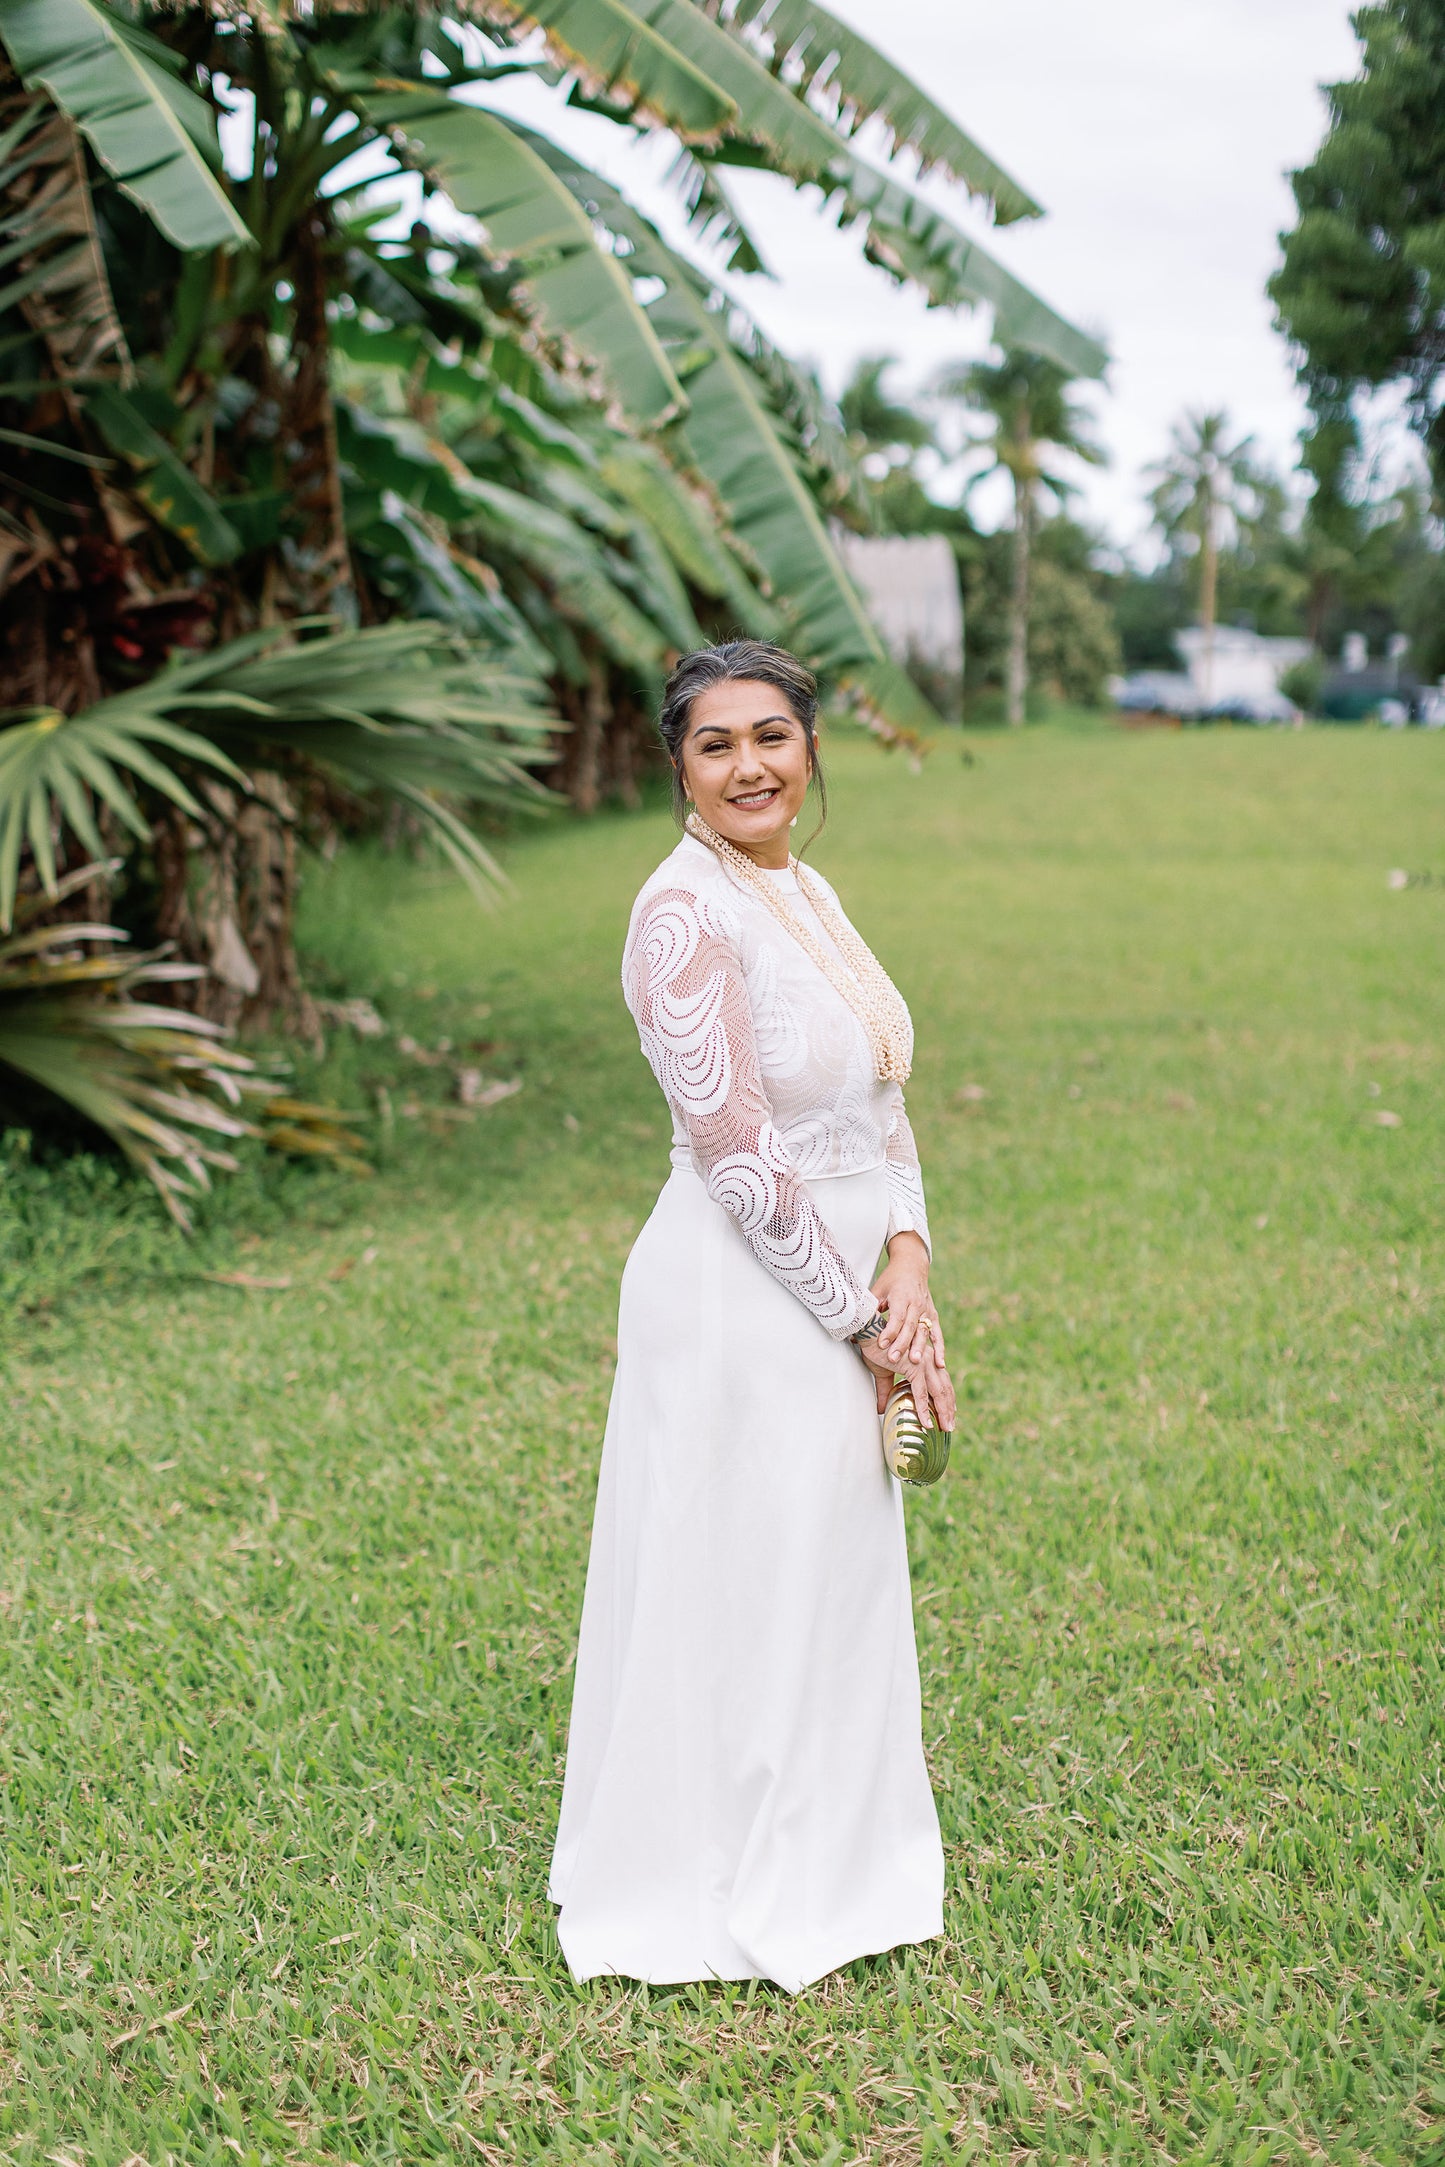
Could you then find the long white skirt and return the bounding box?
[549,1162,944,1991]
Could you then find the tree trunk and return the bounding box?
[287,207,353,620]
[1005,476,1032,727]
[571,657,609,815]
[153,778,321,1049]
[1306,571,1333,649]
[607,688,643,811]
[1199,482,1219,705]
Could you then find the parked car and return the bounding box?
[1196,691,1299,725]
[1114,673,1199,718]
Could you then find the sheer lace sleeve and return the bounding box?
[883,1086,932,1255]
[626,883,879,1341]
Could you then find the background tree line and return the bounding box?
[843,0,1445,724]
[837,368,1445,726]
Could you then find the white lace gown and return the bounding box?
[549,832,944,1991]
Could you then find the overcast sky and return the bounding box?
[480,0,1365,553]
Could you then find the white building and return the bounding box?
[1175,625,1311,711]
[835,532,964,678]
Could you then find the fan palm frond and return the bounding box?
[0,699,245,930]
[0,621,560,930]
[0,912,367,1230]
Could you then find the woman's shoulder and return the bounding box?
[798,856,847,912]
[625,835,740,945]
[630,833,729,910]
[799,854,840,895]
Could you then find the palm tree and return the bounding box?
[1146,411,1264,704]
[839,355,936,479]
[934,353,1105,725]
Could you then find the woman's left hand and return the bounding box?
[870,1231,945,1374]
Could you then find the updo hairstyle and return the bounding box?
[657,640,826,830]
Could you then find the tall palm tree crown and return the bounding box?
[839,354,937,479]
[1147,411,1265,700]
[934,353,1105,724]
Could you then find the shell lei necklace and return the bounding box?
[685,811,913,1083]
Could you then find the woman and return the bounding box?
[549,641,956,1992]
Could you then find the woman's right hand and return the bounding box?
[857,1330,957,1432]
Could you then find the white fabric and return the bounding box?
[549,835,943,1990]
[626,836,929,1340]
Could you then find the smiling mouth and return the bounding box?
[727,787,780,809]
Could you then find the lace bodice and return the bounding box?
[622,834,930,1340]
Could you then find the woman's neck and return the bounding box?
[689,811,792,870]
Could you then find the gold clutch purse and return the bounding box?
[881,1381,951,1487]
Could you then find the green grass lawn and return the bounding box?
[3,722,1443,2165]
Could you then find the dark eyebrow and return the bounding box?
[686,710,798,741]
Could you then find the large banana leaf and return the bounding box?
[537,458,704,650]
[596,437,775,629]
[334,397,669,674]
[479,0,736,139]
[0,0,251,254]
[85,383,243,563]
[836,156,1106,381]
[665,304,883,666]
[716,0,1041,223]
[458,472,671,672]
[736,323,870,522]
[516,128,884,669]
[253,0,734,139]
[845,656,949,750]
[355,86,685,425]
[512,0,1104,375]
[662,143,770,272]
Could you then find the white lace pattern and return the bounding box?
[623,836,931,1341]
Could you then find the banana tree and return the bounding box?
[1,0,1101,698]
[0,0,1103,1207]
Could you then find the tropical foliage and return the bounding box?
[830,349,1119,719]
[1271,0,1445,500]
[1267,1,1445,696]
[1145,410,1268,704]
[936,353,1106,725]
[961,519,1121,714]
[0,866,366,1228]
[0,0,1101,1208]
